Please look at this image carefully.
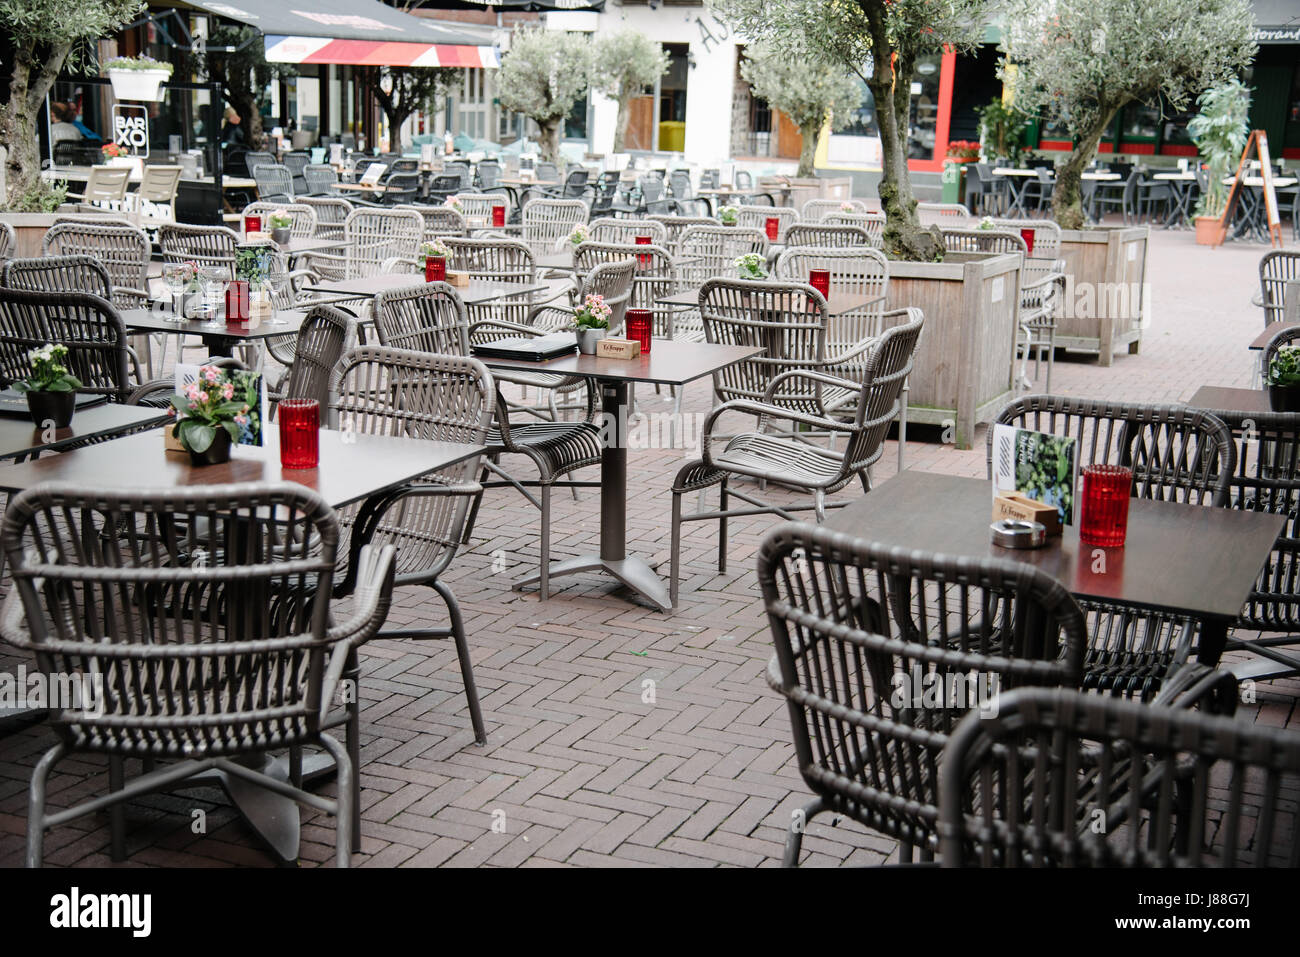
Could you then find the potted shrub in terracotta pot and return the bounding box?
[13,343,81,428]
[1187,78,1250,245]
[1267,344,1300,413]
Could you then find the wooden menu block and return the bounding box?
[595,338,641,360]
[992,491,1062,536]
[445,270,471,288]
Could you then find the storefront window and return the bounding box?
[908,54,942,160]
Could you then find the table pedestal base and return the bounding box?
[512,554,671,611]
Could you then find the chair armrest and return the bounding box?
[321,543,397,711]
[468,318,545,344]
[761,368,863,404]
[700,398,859,468]
[527,305,575,333]
[382,256,422,275]
[1150,660,1239,715]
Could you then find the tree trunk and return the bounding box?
[3,41,72,207]
[613,95,630,153]
[870,66,941,261]
[797,122,819,178]
[1051,106,1121,231]
[537,120,562,164]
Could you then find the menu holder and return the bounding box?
[992,491,1062,537]
[445,270,471,288]
[595,338,641,360]
[991,423,1079,528]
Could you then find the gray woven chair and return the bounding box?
[303,163,338,196]
[158,223,239,275]
[1263,323,1300,370]
[785,223,874,248]
[917,202,973,227]
[1259,250,1300,328]
[443,236,570,329]
[670,305,924,606]
[520,198,588,259]
[677,225,769,286]
[1017,257,1066,392]
[271,304,355,409]
[939,227,1027,256]
[329,347,495,771]
[252,163,295,204]
[406,203,468,241]
[0,287,133,402]
[647,215,716,255]
[589,217,668,247]
[2,482,397,866]
[736,204,799,242]
[987,395,1237,705]
[450,193,507,229]
[991,218,1062,259]
[296,196,353,241]
[41,219,151,309]
[802,198,868,222]
[304,207,423,282]
[373,281,471,355]
[759,522,1086,866]
[939,687,1299,867]
[825,211,886,246]
[242,201,318,240]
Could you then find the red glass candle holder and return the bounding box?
[492,205,506,227]
[625,308,652,353]
[809,269,831,300]
[425,256,446,283]
[1020,227,1036,256]
[635,234,652,268]
[765,216,780,241]
[1079,464,1133,547]
[224,280,249,322]
[278,399,320,470]
[244,214,262,236]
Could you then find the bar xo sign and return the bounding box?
[112,103,150,157]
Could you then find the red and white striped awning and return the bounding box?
[263,36,500,67]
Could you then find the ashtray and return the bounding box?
[990,519,1047,549]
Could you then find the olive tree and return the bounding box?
[590,31,669,153]
[740,41,862,178]
[712,0,999,261]
[185,26,295,150]
[373,66,461,148]
[0,0,143,207]
[1001,0,1256,230]
[496,28,592,164]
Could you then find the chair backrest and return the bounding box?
[1262,322,1300,371]
[579,258,635,334]
[296,196,353,240]
[699,168,720,189]
[647,215,715,255]
[450,193,505,228]
[574,242,676,337]
[735,170,753,189]
[244,150,276,174]
[343,207,423,278]
[917,201,973,227]
[282,305,355,407]
[0,287,132,401]
[158,223,240,276]
[42,221,150,304]
[387,158,419,176]
[802,198,868,222]
[0,482,345,757]
[535,161,559,182]
[243,202,318,240]
[476,162,501,188]
[735,205,799,242]
[252,164,295,202]
[82,166,131,204]
[444,237,537,326]
[987,395,1235,507]
[759,522,1085,856]
[668,169,692,199]
[374,282,470,355]
[522,199,588,258]
[940,228,1027,257]
[303,163,339,196]
[677,226,769,286]
[940,687,1300,867]
[561,169,590,199]
[444,161,472,189]
[138,164,182,205]
[774,246,890,350]
[785,223,874,249]
[638,176,664,204]
[589,217,667,246]
[3,255,113,303]
[405,203,467,241]
[0,222,14,260]
[991,218,1062,259]
[381,173,422,205]
[1260,250,1300,327]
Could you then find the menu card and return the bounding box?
[991,424,1079,525]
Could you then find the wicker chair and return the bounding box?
[939,687,1299,867]
[0,222,15,260]
[304,207,423,281]
[786,223,874,248]
[272,304,355,409]
[3,482,397,866]
[917,201,974,227]
[41,220,150,309]
[589,217,668,247]
[1018,257,1066,392]
[991,218,1062,259]
[759,522,1086,865]
[451,193,507,229]
[677,225,769,286]
[1262,323,1300,370]
[987,395,1236,703]
[380,172,422,206]
[669,301,924,606]
[648,215,716,255]
[252,163,295,204]
[442,237,569,329]
[575,241,679,338]
[0,287,133,402]
[303,163,338,196]
[373,281,471,355]
[242,202,318,240]
[426,174,462,205]
[939,227,1027,256]
[824,212,886,245]
[329,347,495,760]
[736,205,799,242]
[158,223,240,276]
[1259,250,1300,327]
[296,196,353,241]
[406,203,468,241]
[802,198,867,222]
[520,199,588,259]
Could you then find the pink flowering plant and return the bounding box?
[444,196,464,213]
[169,365,262,452]
[572,293,612,330]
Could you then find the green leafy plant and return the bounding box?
[568,224,590,247]
[420,239,450,258]
[103,54,173,74]
[1268,346,1300,387]
[5,177,67,212]
[590,31,670,153]
[1187,76,1251,220]
[974,98,1028,165]
[496,28,593,164]
[268,210,292,229]
[572,293,611,330]
[234,246,273,284]
[718,205,739,225]
[169,365,259,453]
[734,253,767,280]
[12,343,81,393]
[1015,432,1076,524]
[977,216,997,230]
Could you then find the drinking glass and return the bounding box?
[163,264,188,322]
[765,217,780,241]
[634,235,652,268]
[1079,465,1133,547]
[491,205,506,227]
[278,399,320,469]
[200,265,225,325]
[1019,228,1036,256]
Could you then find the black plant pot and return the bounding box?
[26,390,75,428]
[187,428,233,467]
[1268,384,1300,413]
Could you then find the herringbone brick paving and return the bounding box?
[1,228,1297,867]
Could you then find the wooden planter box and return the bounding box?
[758,176,854,210]
[1055,225,1149,366]
[886,251,1022,450]
[0,213,62,258]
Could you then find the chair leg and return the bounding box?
[897,384,909,472]
[670,489,683,607]
[539,484,551,601]
[108,756,127,862]
[26,743,65,868]
[717,478,728,574]
[433,578,487,745]
[784,796,825,867]
[319,733,352,868]
[343,649,362,848]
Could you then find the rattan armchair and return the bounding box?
[786,223,874,248]
[252,163,295,204]
[589,217,668,246]
[303,163,338,196]
[242,201,319,240]
[304,207,423,282]
[1259,250,1300,327]
[759,522,1086,865]
[42,220,151,309]
[736,205,799,242]
[939,227,1027,256]
[648,215,716,255]
[451,193,507,229]
[373,281,471,355]
[677,225,769,286]
[442,236,570,329]
[939,687,1299,867]
[823,212,886,245]
[158,222,239,275]
[0,222,15,260]
[406,203,468,241]
[991,218,1062,259]
[520,199,588,259]
[0,287,133,402]
[3,482,397,866]
[801,198,868,222]
[270,304,355,409]
[670,305,924,606]
[296,196,353,241]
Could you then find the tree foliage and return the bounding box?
[1187,77,1251,219]
[712,0,998,260]
[0,0,143,206]
[373,66,460,148]
[740,41,861,177]
[186,26,296,149]
[590,31,669,153]
[496,28,592,163]
[1001,0,1256,228]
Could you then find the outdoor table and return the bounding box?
[0,426,485,862]
[477,340,763,611]
[535,249,702,272]
[121,306,309,358]
[992,167,1037,216]
[1152,171,1198,227]
[1223,176,1298,242]
[827,470,1284,668]
[1250,321,1300,352]
[0,401,169,460]
[655,287,886,318]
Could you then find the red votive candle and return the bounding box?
[765,216,780,241]
[224,280,249,321]
[625,308,652,353]
[244,214,262,236]
[278,399,320,470]
[492,205,506,227]
[809,269,831,300]
[1079,464,1133,547]
[425,256,446,282]
[1020,227,1036,256]
[635,234,652,268]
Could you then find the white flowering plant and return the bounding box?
[718,205,739,225]
[13,343,81,394]
[268,209,293,229]
[977,216,997,230]
[734,252,767,280]
[421,239,451,258]
[568,224,590,246]
[573,293,612,330]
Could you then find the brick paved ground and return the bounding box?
[1,225,1297,868]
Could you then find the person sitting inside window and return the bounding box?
[49,102,84,149]
[221,107,245,147]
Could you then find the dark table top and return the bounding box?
[655,287,885,317]
[0,428,484,510]
[1250,321,1299,350]
[303,274,551,304]
[476,339,764,387]
[0,404,169,460]
[121,307,309,341]
[1186,385,1274,417]
[826,471,1284,624]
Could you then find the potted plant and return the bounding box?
[572,293,612,354]
[103,55,174,102]
[235,245,274,318]
[13,343,81,428]
[169,365,255,466]
[734,252,767,281]
[718,205,739,226]
[421,239,450,282]
[444,196,464,215]
[568,223,590,248]
[1267,345,1300,413]
[1187,77,1250,246]
[268,210,293,245]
